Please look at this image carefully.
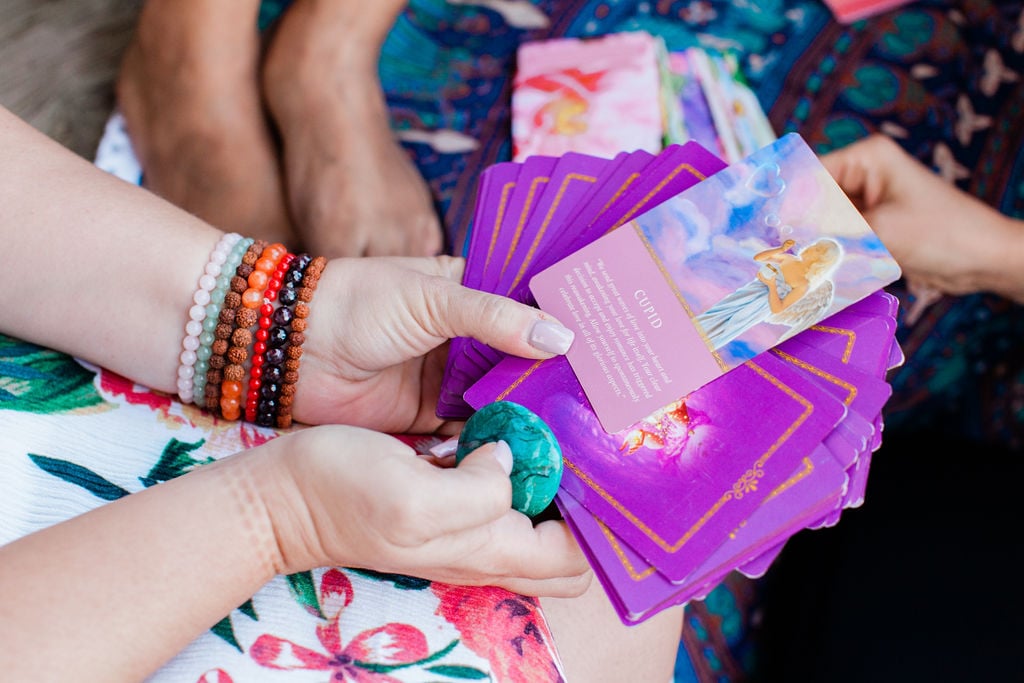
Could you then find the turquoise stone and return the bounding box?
[456,401,563,517]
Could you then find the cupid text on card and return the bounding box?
[531,133,901,433]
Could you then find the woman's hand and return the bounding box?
[255,425,592,597]
[292,255,574,433]
[822,134,1024,304]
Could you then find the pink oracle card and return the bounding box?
[530,133,901,433]
[466,350,846,583]
[512,32,665,161]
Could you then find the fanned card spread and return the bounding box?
[440,132,903,625]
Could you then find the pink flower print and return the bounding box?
[250,569,433,681]
[195,670,234,683]
[431,584,563,682]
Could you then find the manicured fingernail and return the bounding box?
[492,440,513,475]
[428,435,460,458]
[529,319,575,355]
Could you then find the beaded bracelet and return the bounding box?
[206,239,263,411]
[176,232,243,404]
[245,251,296,423]
[276,255,327,429]
[220,241,287,421]
[204,238,257,411]
[252,253,310,427]
[192,236,253,404]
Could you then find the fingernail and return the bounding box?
[529,319,575,355]
[492,440,513,475]
[428,435,460,458]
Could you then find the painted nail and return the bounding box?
[528,319,575,355]
[428,435,460,458]
[491,440,513,475]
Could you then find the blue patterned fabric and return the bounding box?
[259,1,1024,679]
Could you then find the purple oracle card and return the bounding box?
[466,349,846,583]
[440,162,524,418]
[558,441,846,624]
[576,140,727,252]
[504,149,654,305]
[483,155,559,294]
[466,152,614,373]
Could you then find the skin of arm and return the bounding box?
[0,105,592,680]
[822,134,1024,304]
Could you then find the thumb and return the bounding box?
[423,441,516,535]
[434,281,576,359]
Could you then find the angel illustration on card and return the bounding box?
[695,237,844,350]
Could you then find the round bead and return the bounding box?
[272,307,293,326]
[242,288,263,308]
[268,327,289,347]
[278,287,298,306]
[263,365,283,384]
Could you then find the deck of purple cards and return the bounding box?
[440,133,904,625]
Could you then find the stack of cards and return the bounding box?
[438,139,728,418]
[512,33,775,166]
[440,132,903,624]
[664,47,777,163]
[465,292,902,623]
[512,31,670,161]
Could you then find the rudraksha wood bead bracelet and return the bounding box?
[178,235,327,427]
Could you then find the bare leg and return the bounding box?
[543,579,684,682]
[262,0,443,257]
[116,0,296,244]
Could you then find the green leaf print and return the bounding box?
[286,571,324,619]
[138,438,212,486]
[0,334,102,414]
[424,664,490,680]
[350,568,432,590]
[210,615,244,652]
[28,454,130,501]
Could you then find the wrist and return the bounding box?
[983,216,1024,303]
[250,430,328,575]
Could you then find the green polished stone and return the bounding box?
[456,401,563,517]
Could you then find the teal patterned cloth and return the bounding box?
[256,1,1024,680]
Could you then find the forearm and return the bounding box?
[0,448,280,681]
[0,107,223,393]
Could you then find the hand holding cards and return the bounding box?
[442,132,903,625]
